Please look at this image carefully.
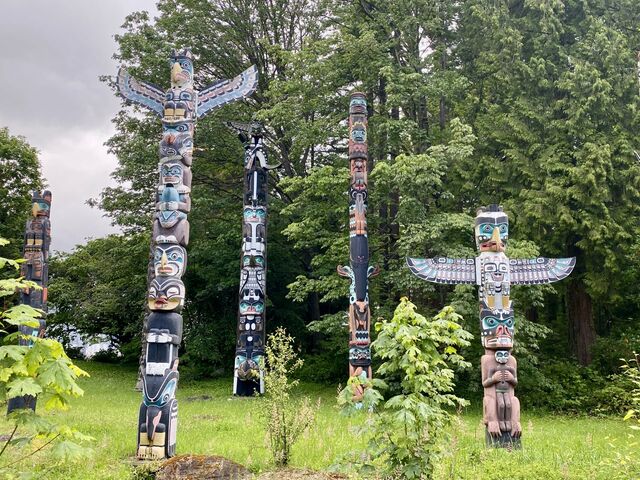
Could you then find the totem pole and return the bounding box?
[7,191,52,413]
[116,49,257,459]
[338,93,378,401]
[406,205,575,447]
[226,121,278,396]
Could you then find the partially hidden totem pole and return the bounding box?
[116,49,257,459]
[226,121,279,396]
[406,205,575,447]
[338,93,379,401]
[7,191,52,414]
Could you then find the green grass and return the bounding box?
[1,361,638,479]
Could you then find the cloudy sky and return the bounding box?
[0,0,157,252]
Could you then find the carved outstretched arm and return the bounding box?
[406,257,477,284]
[197,65,258,119]
[509,257,576,285]
[116,68,165,117]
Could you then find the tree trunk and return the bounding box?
[566,278,596,365]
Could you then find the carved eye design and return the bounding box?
[484,317,497,328]
[498,264,508,273]
[148,287,157,298]
[485,264,496,272]
[166,286,181,298]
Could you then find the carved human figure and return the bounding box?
[481,349,521,438]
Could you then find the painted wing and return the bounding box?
[509,257,576,285]
[197,65,258,119]
[116,67,164,117]
[406,257,476,284]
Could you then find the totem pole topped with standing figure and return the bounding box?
[407,204,575,447]
[226,120,279,396]
[116,48,257,459]
[338,93,379,401]
[7,191,52,413]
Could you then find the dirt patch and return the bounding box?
[256,469,347,480]
[156,454,251,479]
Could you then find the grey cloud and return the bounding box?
[0,0,157,252]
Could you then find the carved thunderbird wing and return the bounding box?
[509,257,576,285]
[406,257,477,284]
[197,65,258,119]
[116,67,165,117]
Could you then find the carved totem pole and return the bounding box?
[116,49,257,459]
[226,121,278,396]
[406,205,575,447]
[338,93,378,401]
[7,191,52,413]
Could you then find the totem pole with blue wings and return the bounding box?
[116,49,257,460]
[338,93,379,401]
[407,205,575,447]
[225,121,279,396]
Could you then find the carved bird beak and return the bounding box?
[171,62,182,83]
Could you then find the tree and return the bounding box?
[48,234,149,359]
[456,0,640,364]
[0,128,43,258]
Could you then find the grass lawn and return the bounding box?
[1,361,638,479]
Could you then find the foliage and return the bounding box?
[340,298,471,479]
[0,128,43,259]
[47,234,149,362]
[258,327,318,467]
[622,353,640,428]
[65,0,640,406]
[0,239,91,475]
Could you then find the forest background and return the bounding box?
[3,0,640,412]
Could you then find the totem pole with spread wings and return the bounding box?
[407,205,575,447]
[116,49,257,460]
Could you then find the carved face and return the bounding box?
[351,158,367,191]
[243,206,266,223]
[480,306,514,349]
[156,209,187,229]
[495,350,510,364]
[31,190,51,218]
[242,254,265,268]
[148,277,185,312]
[153,244,187,277]
[169,51,194,88]
[239,299,265,316]
[475,206,508,252]
[349,95,367,115]
[159,124,193,165]
[160,160,191,191]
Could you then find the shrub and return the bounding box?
[339,298,471,480]
[259,327,318,466]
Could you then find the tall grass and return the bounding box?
[0,361,636,479]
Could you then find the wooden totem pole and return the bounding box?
[407,204,575,447]
[116,49,257,459]
[338,93,378,401]
[7,191,52,413]
[226,121,278,396]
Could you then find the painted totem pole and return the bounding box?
[116,49,257,459]
[7,191,52,413]
[406,205,575,447]
[338,93,378,401]
[226,121,278,396]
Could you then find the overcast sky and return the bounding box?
[0,0,158,252]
